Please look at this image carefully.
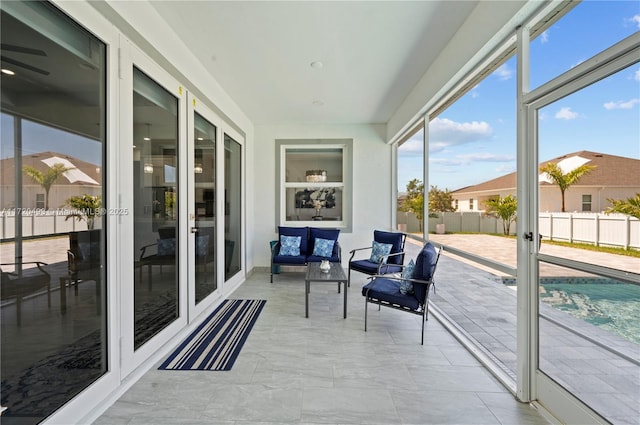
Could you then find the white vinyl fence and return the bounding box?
[0,209,98,239]
[397,211,639,250]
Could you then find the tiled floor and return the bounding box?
[94,270,550,425]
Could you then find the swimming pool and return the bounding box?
[538,277,640,344]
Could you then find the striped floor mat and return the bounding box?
[159,299,266,371]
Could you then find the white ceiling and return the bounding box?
[149,1,479,126]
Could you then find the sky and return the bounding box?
[398,0,640,193]
[1,1,637,191]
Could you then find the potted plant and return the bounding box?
[65,194,102,230]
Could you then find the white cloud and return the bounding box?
[631,14,640,29]
[398,137,423,156]
[428,117,493,151]
[496,164,516,174]
[493,64,513,81]
[429,153,514,167]
[456,153,515,162]
[604,98,640,110]
[555,107,579,120]
[634,69,640,81]
[539,30,549,44]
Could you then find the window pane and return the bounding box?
[537,64,639,423]
[285,148,343,183]
[0,1,107,422]
[285,187,342,222]
[224,134,241,279]
[397,127,424,237]
[133,67,179,349]
[427,53,519,381]
[194,112,216,303]
[530,1,639,89]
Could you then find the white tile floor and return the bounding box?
[94,270,550,425]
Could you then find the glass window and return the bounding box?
[277,140,352,230]
[35,193,45,209]
[133,67,179,350]
[397,125,424,237]
[0,1,107,421]
[193,113,216,303]
[530,1,639,89]
[425,51,519,387]
[537,60,639,425]
[224,134,241,280]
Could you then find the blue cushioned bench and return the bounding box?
[270,226,341,283]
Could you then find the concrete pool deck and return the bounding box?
[404,233,639,425]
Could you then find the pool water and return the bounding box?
[539,280,640,344]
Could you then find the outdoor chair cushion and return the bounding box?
[278,226,309,255]
[361,277,420,311]
[307,227,341,262]
[373,230,405,265]
[349,259,402,275]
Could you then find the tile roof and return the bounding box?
[452,151,640,195]
[0,151,102,186]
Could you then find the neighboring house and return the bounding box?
[451,151,640,213]
[0,151,101,210]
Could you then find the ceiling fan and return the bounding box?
[1,43,49,76]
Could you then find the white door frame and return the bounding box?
[118,36,189,378]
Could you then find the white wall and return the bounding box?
[252,123,391,269]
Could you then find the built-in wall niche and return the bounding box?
[276,139,352,232]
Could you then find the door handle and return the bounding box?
[190,227,199,233]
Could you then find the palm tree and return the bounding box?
[485,195,518,235]
[539,162,596,212]
[606,193,640,220]
[23,163,74,210]
[65,194,102,230]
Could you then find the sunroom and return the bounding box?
[1,1,638,424]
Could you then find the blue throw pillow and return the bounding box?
[279,235,301,256]
[374,230,404,265]
[312,238,335,258]
[369,240,392,264]
[399,259,415,295]
[196,235,209,257]
[157,238,176,257]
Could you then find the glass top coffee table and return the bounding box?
[305,262,348,318]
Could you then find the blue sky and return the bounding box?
[398,0,640,193]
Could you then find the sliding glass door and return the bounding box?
[192,112,217,304]
[528,30,639,424]
[224,133,242,281]
[0,2,107,422]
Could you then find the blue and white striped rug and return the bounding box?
[159,299,266,371]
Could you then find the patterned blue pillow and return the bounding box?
[157,238,176,257]
[279,235,301,256]
[369,240,392,264]
[399,259,415,295]
[196,235,209,258]
[312,238,335,258]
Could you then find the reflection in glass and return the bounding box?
[133,68,178,349]
[285,187,342,221]
[194,113,216,303]
[224,134,241,280]
[0,2,106,422]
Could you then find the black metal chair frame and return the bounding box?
[1,261,51,326]
[348,232,407,287]
[363,246,441,345]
